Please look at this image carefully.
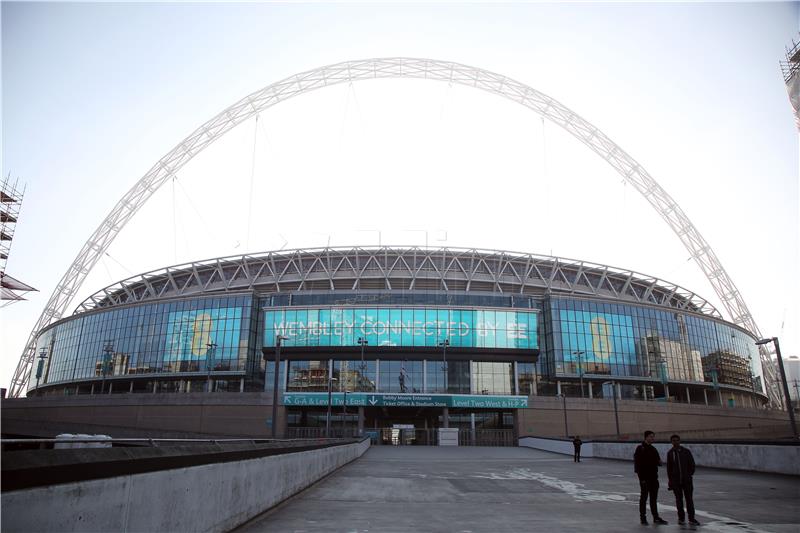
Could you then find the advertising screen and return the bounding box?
[165,307,242,361]
[264,307,538,350]
[560,310,636,373]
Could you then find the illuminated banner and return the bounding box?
[560,310,636,372]
[264,307,537,349]
[165,307,242,361]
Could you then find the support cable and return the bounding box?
[246,115,259,251]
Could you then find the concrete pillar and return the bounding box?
[588,381,593,399]
[108,382,113,394]
[703,389,708,406]
[664,384,670,400]
[153,381,157,394]
[90,383,95,395]
[718,390,723,406]
[240,377,245,392]
[129,381,134,393]
[686,386,691,404]
[442,407,449,428]
[358,407,365,436]
[616,382,621,399]
[557,381,562,396]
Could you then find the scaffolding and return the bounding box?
[782,35,800,131]
[1,175,36,306]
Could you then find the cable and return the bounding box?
[246,115,259,251]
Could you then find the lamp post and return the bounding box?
[439,338,449,393]
[35,348,48,396]
[271,334,288,438]
[557,393,569,438]
[755,337,798,439]
[357,337,368,392]
[102,341,114,394]
[572,351,585,398]
[205,341,217,393]
[604,381,621,438]
[326,370,335,437]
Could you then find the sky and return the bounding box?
[1,1,798,393]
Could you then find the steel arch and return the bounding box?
[9,57,779,403]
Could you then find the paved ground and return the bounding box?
[233,446,800,533]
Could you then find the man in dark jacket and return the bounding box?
[667,434,700,526]
[634,430,668,525]
[572,436,583,462]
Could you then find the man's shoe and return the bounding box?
[641,518,649,525]
[688,519,701,526]
[678,519,686,525]
[653,518,669,525]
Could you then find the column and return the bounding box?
[703,388,708,406]
[588,381,593,399]
[358,406,365,436]
[557,380,562,396]
[129,381,134,393]
[686,386,691,404]
[90,383,95,395]
[240,377,245,392]
[442,407,449,428]
[108,382,113,394]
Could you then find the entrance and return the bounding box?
[286,406,518,446]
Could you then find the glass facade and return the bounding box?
[31,291,763,402]
[545,297,762,392]
[33,294,255,388]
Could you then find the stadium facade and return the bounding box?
[28,247,768,436]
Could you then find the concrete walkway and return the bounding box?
[233,446,800,533]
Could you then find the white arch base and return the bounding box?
[9,58,779,404]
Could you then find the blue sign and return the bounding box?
[282,392,528,408]
[265,307,538,349]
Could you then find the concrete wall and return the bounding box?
[518,396,793,440]
[1,393,287,438]
[519,436,594,457]
[2,439,370,533]
[519,436,799,476]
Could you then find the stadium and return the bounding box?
[19,246,772,441]
[5,58,791,441]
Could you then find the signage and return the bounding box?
[265,307,538,350]
[282,392,528,409]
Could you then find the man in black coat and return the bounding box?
[634,430,668,525]
[667,434,700,526]
[572,435,583,462]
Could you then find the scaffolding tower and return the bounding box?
[782,35,800,131]
[1,175,36,306]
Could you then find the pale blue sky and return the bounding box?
[1,2,798,389]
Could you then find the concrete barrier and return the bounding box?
[520,436,799,475]
[2,439,370,532]
[519,436,594,457]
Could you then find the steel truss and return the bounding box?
[9,58,779,404]
[73,246,721,317]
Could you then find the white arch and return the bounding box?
[9,57,778,402]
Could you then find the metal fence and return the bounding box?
[285,427,517,446]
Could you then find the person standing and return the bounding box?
[634,430,668,525]
[667,434,700,526]
[572,435,583,462]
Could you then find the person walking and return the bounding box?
[667,434,700,526]
[634,430,668,525]
[572,435,583,462]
